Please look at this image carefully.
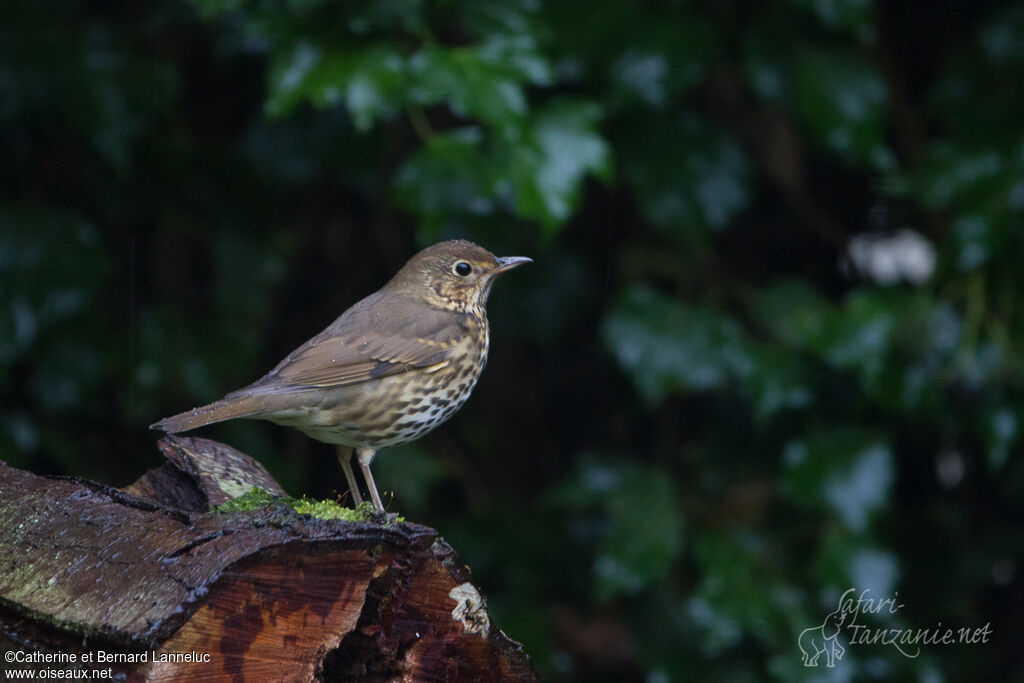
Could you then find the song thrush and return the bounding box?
[152,240,530,511]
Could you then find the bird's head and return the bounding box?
[388,240,531,314]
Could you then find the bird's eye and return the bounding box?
[453,261,472,277]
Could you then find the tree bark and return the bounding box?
[0,436,539,682]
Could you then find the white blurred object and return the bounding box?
[935,450,965,489]
[846,229,936,285]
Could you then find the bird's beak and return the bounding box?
[494,256,532,273]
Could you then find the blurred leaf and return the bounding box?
[982,406,1019,470]
[978,4,1024,64]
[395,100,606,234]
[187,0,251,15]
[603,286,754,404]
[783,428,893,532]
[751,279,831,349]
[554,455,684,601]
[347,0,426,33]
[408,42,528,132]
[0,207,109,365]
[817,290,899,387]
[393,127,495,229]
[688,530,791,655]
[618,113,751,236]
[609,50,671,108]
[606,14,716,110]
[794,49,888,165]
[266,42,406,128]
[508,99,609,232]
[746,346,814,422]
[820,537,901,599]
[951,214,996,272]
[911,145,1005,209]
[903,142,1024,273]
[787,0,875,42]
[808,289,963,408]
[0,412,40,457]
[29,342,103,414]
[924,5,1024,147]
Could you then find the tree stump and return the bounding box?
[0,436,539,682]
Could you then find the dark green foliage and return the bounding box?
[2,0,1022,680]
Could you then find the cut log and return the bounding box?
[0,437,539,682]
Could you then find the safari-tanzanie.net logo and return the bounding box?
[798,588,992,668]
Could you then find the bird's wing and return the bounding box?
[229,292,466,395]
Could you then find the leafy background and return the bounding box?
[3,0,1023,680]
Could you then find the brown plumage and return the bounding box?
[152,240,531,511]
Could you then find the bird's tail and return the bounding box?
[150,395,265,434]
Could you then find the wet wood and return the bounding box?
[0,436,539,682]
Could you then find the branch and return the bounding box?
[0,437,539,682]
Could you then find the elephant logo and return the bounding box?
[798,607,848,667]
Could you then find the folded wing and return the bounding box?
[229,291,465,395]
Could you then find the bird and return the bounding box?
[152,240,531,512]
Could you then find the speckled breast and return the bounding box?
[284,320,490,449]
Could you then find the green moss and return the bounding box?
[212,487,401,523]
[292,498,377,522]
[212,487,283,513]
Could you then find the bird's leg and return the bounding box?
[356,447,384,512]
[337,446,363,506]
